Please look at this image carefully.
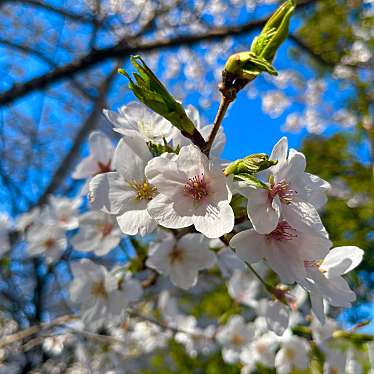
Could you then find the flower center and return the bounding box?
[44,238,56,250]
[286,348,296,360]
[97,160,112,173]
[129,179,157,201]
[231,334,244,347]
[168,247,185,264]
[266,221,297,241]
[184,173,209,201]
[98,223,113,237]
[304,260,323,269]
[91,280,108,299]
[269,180,294,204]
[256,343,268,354]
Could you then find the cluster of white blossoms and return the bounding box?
[2,98,366,372]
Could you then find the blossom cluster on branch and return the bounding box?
[0,1,371,372]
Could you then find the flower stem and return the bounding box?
[245,261,270,290]
[204,95,233,156]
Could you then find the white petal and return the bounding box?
[229,230,264,264]
[320,246,364,277]
[176,144,209,177]
[147,194,193,229]
[88,172,139,214]
[193,201,234,238]
[72,156,100,179]
[245,188,280,234]
[116,209,157,236]
[89,131,113,164]
[113,132,152,180]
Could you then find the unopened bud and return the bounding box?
[224,153,277,176]
[119,56,197,137]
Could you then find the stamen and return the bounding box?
[184,173,209,201]
[90,281,108,299]
[168,247,184,264]
[304,260,323,269]
[268,180,295,204]
[266,221,298,241]
[128,179,157,201]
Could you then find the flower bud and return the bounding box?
[250,0,295,63]
[224,0,295,80]
[119,56,197,137]
[224,153,277,176]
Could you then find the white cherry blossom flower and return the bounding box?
[302,246,364,323]
[216,315,255,364]
[72,131,114,193]
[69,259,142,328]
[26,224,67,262]
[275,334,310,374]
[145,144,234,238]
[103,102,174,144]
[174,315,216,357]
[240,332,278,372]
[259,300,290,336]
[230,219,332,284]
[47,195,81,230]
[227,269,259,307]
[88,131,157,236]
[15,206,40,232]
[146,232,216,289]
[71,211,122,256]
[323,348,347,374]
[239,136,330,234]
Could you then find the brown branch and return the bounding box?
[0,0,318,107]
[0,314,75,349]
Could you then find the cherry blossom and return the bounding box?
[26,223,67,262]
[89,131,157,236]
[69,259,142,328]
[302,246,364,323]
[230,219,332,284]
[240,332,278,373]
[72,131,114,192]
[227,269,259,307]
[146,232,216,289]
[274,333,310,374]
[47,196,81,231]
[239,136,330,234]
[103,102,174,144]
[145,144,234,238]
[71,211,122,256]
[216,315,255,364]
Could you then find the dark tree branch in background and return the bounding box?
[0,0,318,107]
[0,0,97,25]
[30,64,120,209]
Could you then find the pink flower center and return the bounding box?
[268,180,294,204]
[184,173,209,201]
[266,221,297,241]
